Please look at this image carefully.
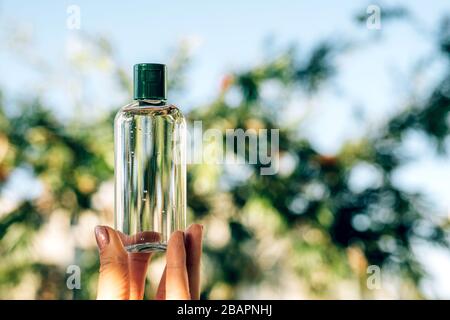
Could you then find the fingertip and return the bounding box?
[185,224,203,240]
[185,224,203,253]
[169,230,185,246]
[96,226,127,257]
[167,231,186,267]
[186,223,203,233]
[95,225,110,250]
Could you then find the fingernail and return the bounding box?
[95,226,110,250]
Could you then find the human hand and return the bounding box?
[94,224,203,300]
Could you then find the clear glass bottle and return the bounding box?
[114,63,186,252]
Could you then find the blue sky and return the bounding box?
[1,0,448,142]
[1,0,450,297]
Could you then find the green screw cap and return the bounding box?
[134,63,167,100]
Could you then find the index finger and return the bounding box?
[185,224,203,300]
[165,231,190,300]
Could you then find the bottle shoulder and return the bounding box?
[115,101,185,123]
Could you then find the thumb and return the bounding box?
[95,226,130,300]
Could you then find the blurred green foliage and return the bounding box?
[0,11,450,299]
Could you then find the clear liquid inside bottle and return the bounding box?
[114,99,186,252]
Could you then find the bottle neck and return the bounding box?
[136,99,166,107]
